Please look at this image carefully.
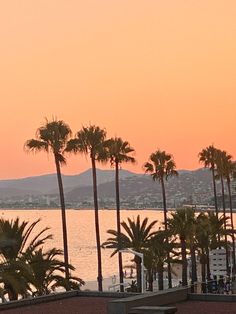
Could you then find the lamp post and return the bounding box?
[119,248,145,293]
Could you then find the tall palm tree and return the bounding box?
[25,119,71,281]
[215,149,230,271]
[168,208,196,286]
[186,214,198,288]
[144,150,178,288]
[66,125,107,291]
[103,215,157,292]
[216,150,236,274]
[224,158,236,275]
[105,137,135,291]
[195,213,209,293]
[229,162,236,276]
[199,145,219,219]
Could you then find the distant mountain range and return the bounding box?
[65,168,216,207]
[1,168,234,209]
[0,169,137,199]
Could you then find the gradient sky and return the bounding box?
[1,1,236,179]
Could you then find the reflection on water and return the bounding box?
[1,209,235,285]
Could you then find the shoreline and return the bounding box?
[1,207,236,213]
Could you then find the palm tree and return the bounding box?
[144,150,178,288]
[222,157,236,275]
[105,137,135,291]
[187,214,198,288]
[195,213,209,293]
[145,230,174,291]
[207,211,228,250]
[230,162,236,276]
[0,259,32,300]
[103,215,157,292]
[208,210,230,282]
[196,212,228,292]
[25,118,71,280]
[66,125,107,291]
[199,145,219,218]
[215,149,230,271]
[28,248,84,296]
[0,217,52,300]
[216,150,236,274]
[168,208,196,286]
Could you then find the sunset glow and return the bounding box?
[1,0,236,178]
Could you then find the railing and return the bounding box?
[108,282,130,292]
[190,276,236,294]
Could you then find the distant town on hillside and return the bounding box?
[0,168,236,210]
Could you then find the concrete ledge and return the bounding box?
[189,293,236,302]
[108,287,190,314]
[129,305,177,314]
[77,291,137,298]
[0,290,135,311]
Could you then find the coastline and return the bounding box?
[1,207,236,213]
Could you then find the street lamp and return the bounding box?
[119,248,145,293]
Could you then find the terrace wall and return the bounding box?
[107,287,190,314]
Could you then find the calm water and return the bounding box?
[1,209,235,287]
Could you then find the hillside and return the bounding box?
[65,168,216,208]
[0,168,229,209]
[0,169,137,200]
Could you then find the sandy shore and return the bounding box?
[82,263,185,292]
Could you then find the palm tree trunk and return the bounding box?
[135,257,142,293]
[190,245,197,285]
[181,239,188,286]
[212,168,218,219]
[220,175,229,272]
[147,269,153,291]
[161,178,172,288]
[206,246,211,280]
[54,156,70,282]
[212,168,221,243]
[201,253,206,293]
[91,157,103,291]
[158,265,164,290]
[227,178,236,277]
[115,162,124,292]
[8,288,18,301]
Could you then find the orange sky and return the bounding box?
[1,1,236,179]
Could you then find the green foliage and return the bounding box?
[28,248,84,296]
[66,125,107,161]
[214,149,233,180]
[0,218,52,262]
[25,118,72,166]
[105,137,135,166]
[199,145,218,170]
[196,212,229,251]
[0,218,83,301]
[103,215,157,256]
[168,208,195,242]
[144,230,174,271]
[144,150,178,182]
[103,215,157,293]
[126,280,138,292]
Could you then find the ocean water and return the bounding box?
[0,209,235,290]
